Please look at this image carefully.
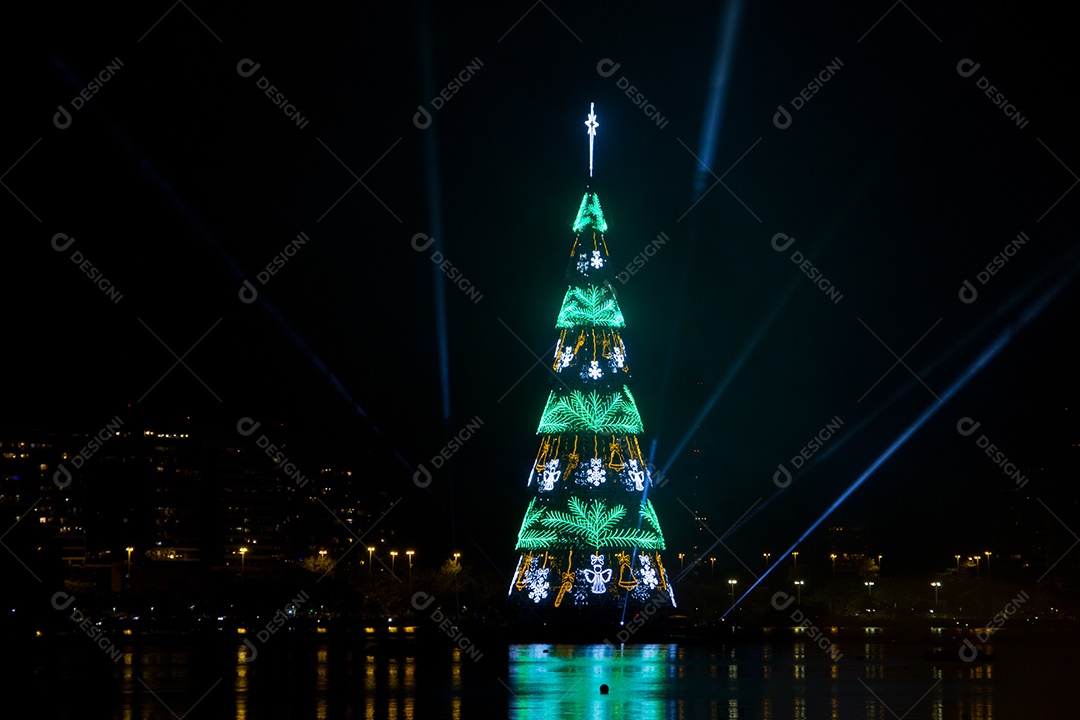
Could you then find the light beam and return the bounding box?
[722,260,1079,615]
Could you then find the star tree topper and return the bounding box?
[585,102,598,177]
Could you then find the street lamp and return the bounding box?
[931,581,941,606]
[390,551,398,574]
[830,553,837,578]
[368,546,375,580]
[727,579,737,606]
[971,555,981,578]
[865,580,875,598]
[678,553,685,572]
[955,554,961,573]
[984,551,991,580]
[453,552,461,564]
[877,555,883,574]
[763,552,771,572]
[794,580,805,604]
[792,551,799,575]
[710,557,716,580]
[125,546,134,578]
[406,550,415,584]
[239,547,248,580]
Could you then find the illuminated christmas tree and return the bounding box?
[508,105,676,616]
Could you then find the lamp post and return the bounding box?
[390,551,398,575]
[727,579,737,606]
[406,550,415,584]
[971,555,981,578]
[792,551,799,575]
[955,554,961,573]
[865,580,874,598]
[239,547,248,580]
[763,552,771,572]
[710,557,716,580]
[125,546,134,578]
[931,581,941,606]
[984,551,991,580]
[877,555,883,574]
[368,546,375,580]
[794,580,805,605]
[830,553,837,578]
[678,553,685,572]
[451,553,462,622]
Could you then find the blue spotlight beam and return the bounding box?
[416,5,462,623]
[416,7,452,425]
[654,0,744,442]
[711,247,1080,547]
[663,238,1080,565]
[693,0,744,197]
[801,254,1074,473]
[723,264,1079,617]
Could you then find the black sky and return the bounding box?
[3,2,1078,581]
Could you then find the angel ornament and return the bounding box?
[541,459,561,491]
[585,553,612,594]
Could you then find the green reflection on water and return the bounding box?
[508,644,677,719]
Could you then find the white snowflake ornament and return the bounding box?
[585,457,605,486]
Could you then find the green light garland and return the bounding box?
[572,192,608,233]
[515,497,666,551]
[556,285,625,329]
[536,386,643,435]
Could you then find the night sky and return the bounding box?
[4,3,1078,583]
